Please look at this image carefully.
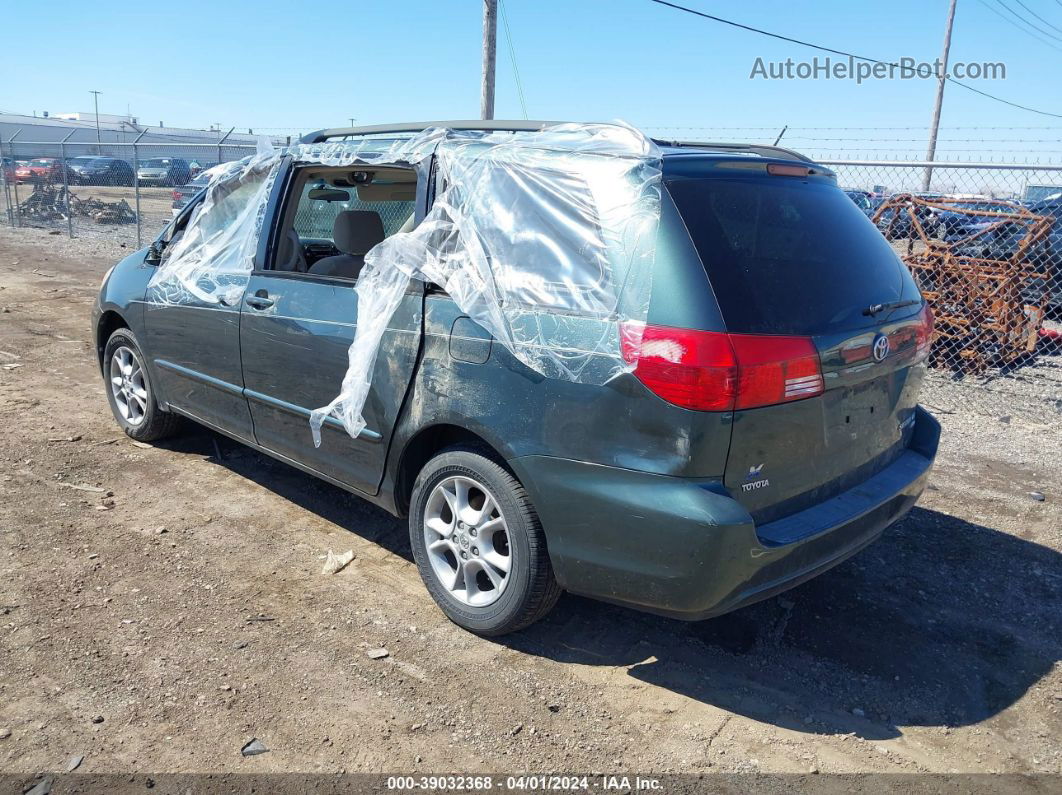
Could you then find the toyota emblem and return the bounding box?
[872,333,890,362]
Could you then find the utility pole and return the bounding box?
[349,117,356,127]
[480,0,498,120]
[923,0,958,191]
[90,90,102,154]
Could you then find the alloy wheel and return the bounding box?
[423,475,512,607]
[109,345,148,426]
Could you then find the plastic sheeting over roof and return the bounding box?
[147,123,662,445]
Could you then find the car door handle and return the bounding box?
[245,295,274,310]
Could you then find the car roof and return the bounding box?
[300,120,816,165]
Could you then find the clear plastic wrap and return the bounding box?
[146,123,662,445]
[147,140,282,307]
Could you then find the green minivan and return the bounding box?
[93,121,939,636]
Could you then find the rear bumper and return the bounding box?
[512,406,940,621]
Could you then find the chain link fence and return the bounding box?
[1,136,1059,425]
[822,159,1061,424]
[0,135,257,248]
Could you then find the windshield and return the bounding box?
[667,176,922,335]
[143,158,172,168]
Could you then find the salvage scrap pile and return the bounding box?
[873,195,1054,374]
[17,185,137,225]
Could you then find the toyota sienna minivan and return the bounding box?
[93,121,940,636]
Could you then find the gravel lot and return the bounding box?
[0,225,1059,777]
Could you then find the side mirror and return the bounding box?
[145,240,164,266]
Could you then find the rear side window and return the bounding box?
[666,177,921,335]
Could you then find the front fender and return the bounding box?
[93,246,155,361]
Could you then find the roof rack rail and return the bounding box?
[301,120,568,144]
[651,139,815,163]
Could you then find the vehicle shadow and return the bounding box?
[158,426,414,561]
[164,429,1060,741]
[503,506,1061,740]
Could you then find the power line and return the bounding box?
[993,0,1062,43]
[976,0,1062,52]
[1012,0,1062,35]
[499,0,528,120]
[648,0,1062,119]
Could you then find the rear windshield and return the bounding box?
[666,176,922,335]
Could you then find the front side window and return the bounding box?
[148,159,280,305]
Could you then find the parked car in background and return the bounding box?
[14,157,68,184]
[933,199,1020,240]
[188,160,217,177]
[93,122,939,636]
[171,172,211,216]
[2,157,17,184]
[1024,193,1062,208]
[873,194,943,240]
[843,189,874,216]
[137,157,192,187]
[68,156,135,187]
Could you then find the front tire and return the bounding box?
[103,328,182,442]
[409,449,561,636]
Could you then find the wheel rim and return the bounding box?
[109,345,148,426]
[423,475,512,607]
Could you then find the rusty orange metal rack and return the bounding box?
[871,195,1052,373]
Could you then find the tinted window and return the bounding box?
[667,177,921,335]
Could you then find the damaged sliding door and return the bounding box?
[238,272,424,495]
[238,162,428,494]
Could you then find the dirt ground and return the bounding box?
[0,225,1059,777]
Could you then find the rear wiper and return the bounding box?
[863,298,920,317]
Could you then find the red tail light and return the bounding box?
[913,302,934,361]
[620,324,738,410]
[172,189,181,201]
[621,323,823,411]
[729,334,824,408]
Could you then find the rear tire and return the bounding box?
[103,328,182,442]
[409,448,561,636]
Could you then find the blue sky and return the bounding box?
[2,0,1061,158]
